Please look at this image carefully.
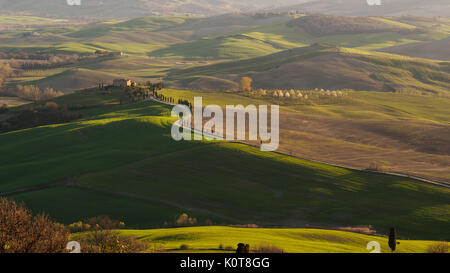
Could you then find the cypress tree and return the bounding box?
[389,227,398,252]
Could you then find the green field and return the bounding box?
[1,90,448,241]
[1,13,449,249]
[73,226,443,253]
[1,14,449,60]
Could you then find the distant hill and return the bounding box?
[0,0,307,19]
[379,38,450,61]
[170,44,450,95]
[147,15,450,60]
[31,68,128,93]
[269,0,450,17]
[286,14,404,36]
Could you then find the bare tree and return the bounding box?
[0,198,69,253]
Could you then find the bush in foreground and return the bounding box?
[79,230,147,253]
[0,198,69,253]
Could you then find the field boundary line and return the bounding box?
[151,96,450,189]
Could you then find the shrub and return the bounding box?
[0,104,7,114]
[252,244,284,253]
[67,221,92,233]
[85,215,126,230]
[427,242,449,253]
[1,85,63,101]
[338,226,377,235]
[147,243,166,253]
[79,230,146,253]
[175,213,197,227]
[0,198,69,253]
[236,243,250,253]
[180,244,190,250]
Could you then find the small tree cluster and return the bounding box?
[177,98,193,109]
[0,62,13,89]
[1,85,64,101]
[236,243,250,253]
[175,213,198,227]
[68,215,125,232]
[252,243,284,253]
[0,102,82,133]
[20,54,80,70]
[245,88,351,105]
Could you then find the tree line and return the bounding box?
[0,62,13,90]
[1,85,64,101]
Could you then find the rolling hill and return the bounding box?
[168,44,450,95]
[380,37,450,61]
[147,15,450,60]
[270,0,450,17]
[30,68,131,93]
[74,226,443,253]
[1,90,449,240]
[0,0,306,19]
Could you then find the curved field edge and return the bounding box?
[1,96,448,241]
[74,226,443,253]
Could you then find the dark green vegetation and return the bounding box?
[1,90,449,240]
[0,102,81,133]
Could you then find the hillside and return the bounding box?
[270,0,450,17]
[0,0,305,19]
[31,68,130,93]
[109,226,442,253]
[286,14,404,36]
[1,90,449,240]
[380,38,450,61]
[148,15,450,59]
[169,44,450,95]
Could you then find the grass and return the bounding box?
[1,90,448,240]
[150,16,450,60]
[158,88,450,184]
[1,14,449,60]
[1,14,449,244]
[76,226,445,253]
[159,89,450,124]
[0,16,67,26]
[168,45,450,96]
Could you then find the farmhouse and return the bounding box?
[113,79,136,87]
